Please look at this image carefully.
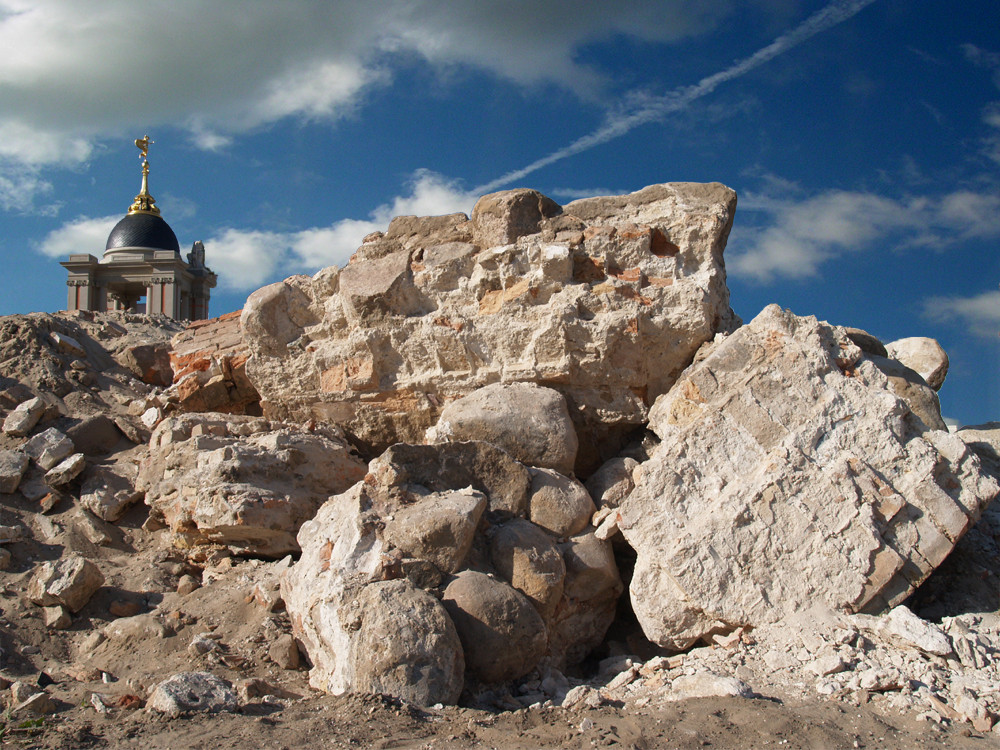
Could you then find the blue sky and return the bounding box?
[1,0,998,426]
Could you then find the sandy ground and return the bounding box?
[7,690,998,749]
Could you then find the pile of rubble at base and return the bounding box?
[0,182,997,736]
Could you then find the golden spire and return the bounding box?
[127,134,160,216]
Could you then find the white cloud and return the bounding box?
[0,163,54,213]
[204,229,286,292]
[205,170,475,291]
[923,288,1000,339]
[32,170,475,291]
[729,185,1000,283]
[34,214,118,258]
[0,0,738,173]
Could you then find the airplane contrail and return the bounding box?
[473,0,880,194]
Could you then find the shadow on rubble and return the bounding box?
[907,501,1000,621]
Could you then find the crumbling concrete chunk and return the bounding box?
[619,305,999,650]
[23,427,74,470]
[442,570,548,684]
[2,396,45,437]
[471,188,562,247]
[81,466,142,522]
[45,452,86,486]
[427,382,579,475]
[50,330,87,357]
[27,553,104,612]
[0,449,29,493]
[369,442,530,519]
[528,467,596,537]
[138,417,366,556]
[343,579,464,706]
[243,182,739,474]
[146,671,238,716]
[383,488,486,574]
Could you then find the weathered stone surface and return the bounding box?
[669,673,753,700]
[282,485,388,696]
[585,456,638,509]
[619,305,1000,650]
[268,633,300,670]
[50,330,86,357]
[471,188,561,247]
[957,422,1000,477]
[342,579,465,706]
[0,450,29,493]
[138,414,366,557]
[369,441,530,518]
[13,691,56,716]
[27,553,104,612]
[169,311,260,415]
[146,672,238,716]
[44,452,86,486]
[243,183,739,473]
[489,518,566,620]
[843,327,887,358]
[43,604,72,629]
[23,427,74,470]
[869,605,953,657]
[115,342,173,387]
[427,382,578,474]
[3,396,46,437]
[868,354,946,431]
[383,488,486,574]
[549,529,624,665]
[442,570,548,683]
[528,467,596,537]
[886,336,949,391]
[284,440,620,703]
[81,466,142,522]
[66,415,124,456]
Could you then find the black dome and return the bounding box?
[105,212,179,253]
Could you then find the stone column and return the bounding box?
[66,279,91,311]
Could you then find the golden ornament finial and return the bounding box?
[127,134,160,216]
[135,134,153,160]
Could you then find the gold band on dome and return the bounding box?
[127,134,160,216]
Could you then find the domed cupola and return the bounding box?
[103,135,180,258]
[62,135,216,321]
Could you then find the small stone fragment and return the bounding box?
[109,600,142,618]
[3,397,46,437]
[0,450,30,493]
[177,574,201,596]
[23,427,75,470]
[44,452,86,486]
[43,604,72,629]
[14,691,56,716]
[268,633,300,670]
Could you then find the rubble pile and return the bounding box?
[0,183,995,741]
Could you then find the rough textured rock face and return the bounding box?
[426,382,578,475]
[169,311,260,415]
[343,579,465,706]
[619,305,999,650]
[27,554,104,613]
[243,183,739,472]
[138,413,367,557]
[886,336,949,391]
[282,440,622,704]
